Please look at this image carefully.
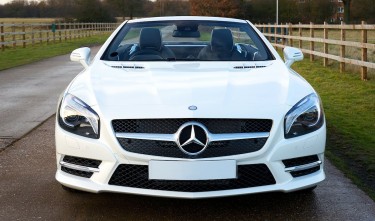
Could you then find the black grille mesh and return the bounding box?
[118,138,267,158]
[282,155,319,168]
[109,164,276,192]
[63,156,102,168]
[290,166,320,177]
[112,119,272,134]
[61,166,93,178]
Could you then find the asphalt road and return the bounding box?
[0,48,374,220]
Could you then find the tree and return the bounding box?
[342,0,351,23]
[278,0,299,23]
[351,0,375,23]
[74,0,115,22]
[106,0,145,20]
[150,0,190,17]
[247,0,275,24]
[297,0,334,23]
[190,0,242,18]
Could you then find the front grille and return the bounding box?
[61,166,93,178]
[117,138,267,159]
[282,155,319,168]
[112,119,272,134]
[108,164,276,192]
[63,156,102,168]
[113,118,272,158]
[290,166,320,177]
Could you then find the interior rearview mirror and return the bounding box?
[283,47,303,68]
[70,47,91,68]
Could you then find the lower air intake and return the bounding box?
[61,166,93,178]
[108,164,276,192]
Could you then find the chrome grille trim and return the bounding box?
[115,132,270,143]
[116,133,176,141]
[284,161,322,172]
[59,160,100,173]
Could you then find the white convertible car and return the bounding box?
[56,16,326,198]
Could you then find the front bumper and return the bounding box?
[55,118,326,198]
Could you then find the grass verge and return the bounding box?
[292,57,375,200]
[0,34,109,71]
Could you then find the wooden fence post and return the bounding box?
[298,22,302,49]
[47,28,50,45]
[22,22,26,48]
[79,23,81,39]
[361,21,368,80]
[274,23,277,46]
[340,21,345,73]
[289,23,293,47]
[1,22,4,51]
[53,23,56,43]
[58,23,62,43]
[323,21,328,67]
[281,23,285,46]
[12,24,16,48]
[310,22,314,61]
[31,24,34,47]
[69,23,72,41]
[64,23,67,41]
[39,23,42,45]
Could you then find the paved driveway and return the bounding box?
[0,46,99,149]
[0,117,374,220]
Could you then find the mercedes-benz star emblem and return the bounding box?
[176,122,209,155]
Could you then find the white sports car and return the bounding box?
[55,16,326,198]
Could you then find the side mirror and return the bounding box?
[283,47,303,68]
[70,47,91,69]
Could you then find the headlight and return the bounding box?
[284,93,324,139]
[58,94,100,139]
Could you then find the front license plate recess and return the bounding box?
[149,160,237,181]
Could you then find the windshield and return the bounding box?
[102,20,274,62]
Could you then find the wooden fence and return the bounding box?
[0,22,118,51]
[2,21,374,80]
[256,22,375,80]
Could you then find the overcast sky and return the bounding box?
[0,0,13,4]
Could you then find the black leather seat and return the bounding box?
[198,29,245,61]
[129,28,175,61]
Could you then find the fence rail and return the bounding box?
[0,22,118,51]
[1,21,374,80]
[255,22,375,80]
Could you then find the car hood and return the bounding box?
[67,60,314,119]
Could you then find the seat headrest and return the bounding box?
[139,28,162,51]
[211,29,234,52]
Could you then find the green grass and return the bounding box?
[292,55,375,200]
[199,32,211,41]
[0,34,109,71]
